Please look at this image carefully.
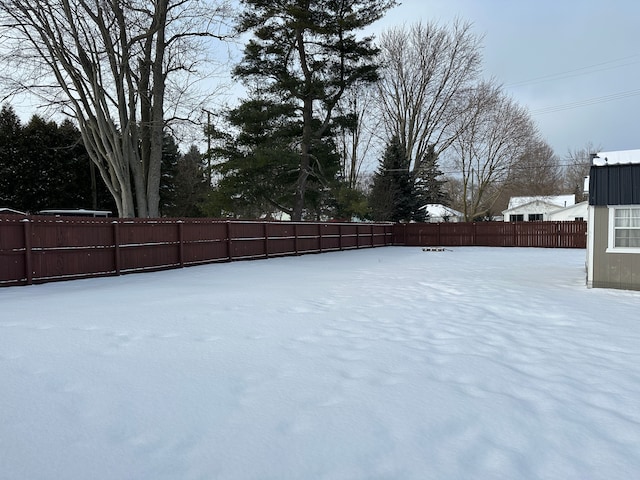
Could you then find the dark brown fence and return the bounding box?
[0,215,586,287]
[395,221,587,249]
[0,215,394,286]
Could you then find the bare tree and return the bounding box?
[564,142,600,202]
[448,81,538,220]
[0,0,231,217]
[376,19,483,173]
[334,82,383,190]
[492,140,564,212]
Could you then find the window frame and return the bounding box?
[607,205,640,253]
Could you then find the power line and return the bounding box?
[504,54,640,88]
[530,88,640,115]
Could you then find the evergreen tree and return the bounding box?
[164,145,209,218]
[0,105,23,208]
[234,0,397,220]
[413,144,449,221]
[205,98,302,218]
[159,132,181,216]
[0,107,114,213]
[369,137,414,222]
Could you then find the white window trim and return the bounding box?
[606,205,640,254]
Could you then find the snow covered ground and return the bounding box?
[1,247,639,480]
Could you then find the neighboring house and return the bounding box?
[419,204,464,223]
[547,201,588,222]
[587,149,640,291]
[502,195,576,222]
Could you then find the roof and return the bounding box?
[0,207,27,215]
[507,195,575,210]
[548,201,588,216]
[419,203,463,218]
[592,149,640,166]
[588,163,640,206]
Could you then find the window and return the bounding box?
[608,207,640,251]
[528,213,543,221]
[510,214,524,222]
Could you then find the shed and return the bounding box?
[587,149,640,290]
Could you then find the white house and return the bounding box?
[502,195,576,222]
[547,201,588,222]
[419,204,464,223]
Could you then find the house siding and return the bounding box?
[590,206,640,290]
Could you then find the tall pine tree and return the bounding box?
[413,144,449,221]
[234,0,397,220]
[369,137,415,222]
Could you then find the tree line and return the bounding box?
[0,105,210,217]
[0,0,592,220]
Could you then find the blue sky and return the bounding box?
[375,0,640,157]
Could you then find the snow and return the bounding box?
[507,195,576,210]
[1,247,639,480]
[593,149,640,166]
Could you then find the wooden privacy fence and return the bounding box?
[0,215,394,286]
[397,221,587,249]
[0,215,586,287]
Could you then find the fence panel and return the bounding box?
[182,221,229,264]
[396,221,586,249]
[264,222,296,257]
[29,217,116,281]
[0,216,28,285]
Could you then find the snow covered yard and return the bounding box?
[1,246,639,480]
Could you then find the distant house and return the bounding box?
[502,195,578,222]
[587,149,640,291]
[419,204,464,223]
[547,201,588,222]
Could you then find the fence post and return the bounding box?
[112,221,121,275]
[264,222,269,258]
[177,221,184,267]
[356,225,360,248]
[339,224,343,250]
[22,219,33,285]
[226,221,232,261]
[318,223,323,253]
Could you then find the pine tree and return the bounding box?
[413,144,449,221]
[163,145,209,218]
[369,137,414,222]
[0,105,23,208]
[0,108,115,213]
[205,98,302,218]
[234,0,397,220]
